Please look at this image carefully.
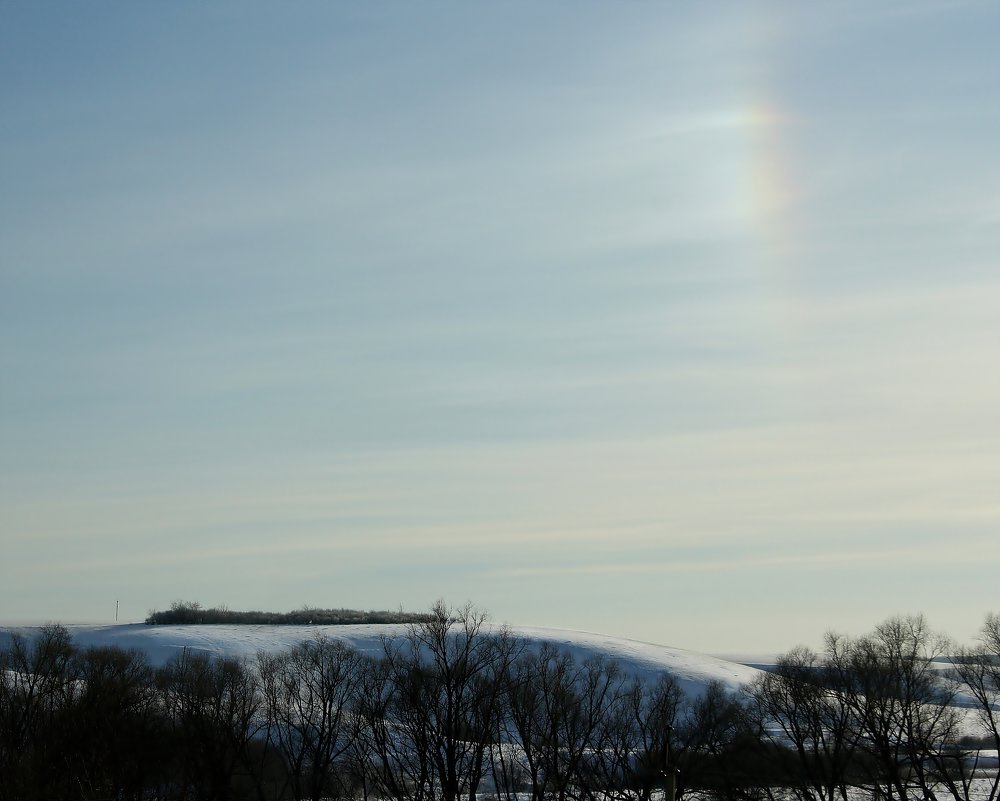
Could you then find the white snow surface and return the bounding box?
[0,623,762,697]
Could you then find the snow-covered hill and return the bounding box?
[0,622,762,697]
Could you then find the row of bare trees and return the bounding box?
[746,613,1000,801]
[1,605,998,801]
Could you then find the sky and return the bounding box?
[2,1,999,654]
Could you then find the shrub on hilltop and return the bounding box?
[144,601,433,626]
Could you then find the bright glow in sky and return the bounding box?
[2,2,999,653]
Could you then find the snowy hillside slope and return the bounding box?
[0,622,762,697]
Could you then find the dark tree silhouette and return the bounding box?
[259,637,363,801]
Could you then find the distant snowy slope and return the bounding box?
[509,626,761,696]
[0,623,763,696]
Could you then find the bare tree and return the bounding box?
[352,653,413,801]
[950,612,1000,801]
[62,644,162,800]
[0,625,76,800]
[403,601,519,801]
[354,602,520,801]
[157,650,264,801]
[674,680,757,801]
[494,643,553,801]
[258,637,362,801]
[500,642,626,801]
[747,645,860,801]
[824,615,962,801]
[591,673,685,801]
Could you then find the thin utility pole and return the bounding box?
[116,600,119,622]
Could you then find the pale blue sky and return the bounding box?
[2,1,999,652]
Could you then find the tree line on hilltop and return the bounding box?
[145,601,435,626]
[1,602,999,801]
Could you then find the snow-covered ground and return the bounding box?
[0,622,763,697]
